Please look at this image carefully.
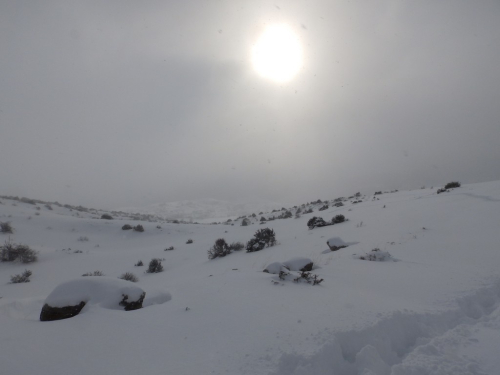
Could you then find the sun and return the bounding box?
[252,24,303,83]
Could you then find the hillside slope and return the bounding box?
[1,181,500,374]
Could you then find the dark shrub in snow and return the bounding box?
[279,210,293,219]
[333,214,345,224]
[307,217,328,229]
[228,242,245,251]
[122,224,133,230]
[246,228,276,252]
[208,238,231,259]
[318,204,329,211]
[0,221,13,234]
[186,239,193,244]
[119,272,139,282]
[357,248,395,262]
[135,260,143,266]
[82,271,104,276]
[146,259,163,273]
[101,214,113,220]
[241,218,250,226]
[10,269,32,283]
[133,225,144,232]
[444,181,461,189]
[1,240,38,263]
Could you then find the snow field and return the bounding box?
[1,181,500,374]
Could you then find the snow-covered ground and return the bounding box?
[1,181,500,375]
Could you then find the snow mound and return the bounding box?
[43,277,146,310]
[143,289,172,307]
[264,262,287,274]
[283,257,314,271]
[264,257,313,274]
[326,237,349,247]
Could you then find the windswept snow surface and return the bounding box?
[1,181,500,374]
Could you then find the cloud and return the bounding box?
[1,0,500,208]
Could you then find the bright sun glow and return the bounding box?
[252,24,303,83]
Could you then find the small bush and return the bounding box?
[82,271,104,276]
[122,224,133,230]
[228,242,244,251]
[133,225,144,232]
[146,259,163,273]
[77,236,89,242]
[135,260,143,266]
[357,248,395,262]
[246,228,276,252]
[119,272,139,282]
[318,204,329,211]
[101,214,113,220]
[10,270,32,284]
[333,214,345,224]
[307,216,328,229]
[444,181,461,189]
[1,240,38,263]
[241,218,250,226]
[186,239,193,244]
[0,222,13,234]
[208,238,231,259]
[164,246,174,251]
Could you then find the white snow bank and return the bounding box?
[44,277,145,309]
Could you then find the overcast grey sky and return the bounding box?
[1,0,499,209]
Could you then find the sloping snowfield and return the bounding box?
[1,181,500,375]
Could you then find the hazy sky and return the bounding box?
[1,0,499,209]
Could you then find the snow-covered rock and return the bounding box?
[327,236,350,251]
[264,257,313,274]
[40,277,146,321]
[282,257,314,271]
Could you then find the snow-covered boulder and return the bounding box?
[264,257,314,274]
[282,257,314,271]
[40,277,146,321]
[327,237,349,251]
[263,262,287,274]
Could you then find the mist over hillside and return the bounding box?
[119,198,282,222]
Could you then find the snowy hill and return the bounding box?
[1,181,500,374]
[119,198,281,223]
